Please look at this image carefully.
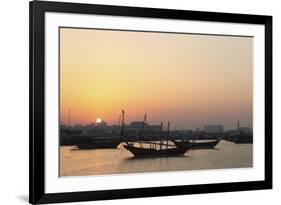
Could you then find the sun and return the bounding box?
[96,118,102,123]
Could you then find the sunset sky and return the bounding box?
[60,28,253,130]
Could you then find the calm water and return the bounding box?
[60,140,252,177]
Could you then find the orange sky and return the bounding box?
[60,28,253,130]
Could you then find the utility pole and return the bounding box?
[166,122,170,149]
[160,122,163,150]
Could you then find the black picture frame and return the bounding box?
[29,0,272,204]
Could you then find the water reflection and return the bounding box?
[60,140,252,177]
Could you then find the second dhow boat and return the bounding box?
[123,120,189,157]
[172,137,221,149]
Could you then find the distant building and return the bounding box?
[126,121,161,132]
[74,124,84,129]
[85,121,108,128]
[128,121,148,130]
[203,125,224,133]
[86,122,96,128]
[96,121,108,128]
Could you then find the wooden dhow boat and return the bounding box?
[120,111,189,158]
[172,138,221,149]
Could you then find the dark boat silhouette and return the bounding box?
[121,111,189,157]
[172,139,220,149]
[124,142,188,157]
[77,141,120,149]
[76,136,121,149]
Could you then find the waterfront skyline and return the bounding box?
[60,28,253,130]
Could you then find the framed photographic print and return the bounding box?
[29,0,272,204]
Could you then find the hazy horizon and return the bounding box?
[60,28,253,130]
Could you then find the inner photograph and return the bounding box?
[59,27,253,177]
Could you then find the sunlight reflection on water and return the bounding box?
[60,140,252,176]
